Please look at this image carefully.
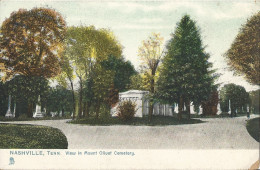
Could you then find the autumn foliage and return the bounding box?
[0,8,66,79]
[225,12,260,85]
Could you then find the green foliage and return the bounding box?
[220,83,249,114]
[157,15,217,108]
[6,75,49,104]
[225,12,260,85]
[246,117,260,142]
[101,55,136,92]
[69,116,203,126]
[249,90,259,114]
[0,77,8,116]
[64,26,123,118]
[45,86,74,114]
[0,124,68,149]
[128,74,145,90]
[117,100,137,121]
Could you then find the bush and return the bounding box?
[0,124,68,149]
[246,117,260,142]
[18,114,28,119]
[117,100,137,121]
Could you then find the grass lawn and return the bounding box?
[69,115,203,126]
[0,124,68,149]
[190,112,246,118]
[246,117,260,142]
[0,115,71,122]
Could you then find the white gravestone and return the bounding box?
[5,95,14,118]
[228,100,231,114]
[217,93,221,115]
[13,102,16,118]
[174,103,178,113]
[199,105,203,115]
[33,95,44,118]
[190,102,196,114]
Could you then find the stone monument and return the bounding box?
[228,100,231,114]
[174,103,178,113]
[5,95,14,118]
[33,95,44,118]
[13,102,16,118]
[216,93,221,115]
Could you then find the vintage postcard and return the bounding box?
[0,0,259,169]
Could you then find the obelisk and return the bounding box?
[5,95,13,118]
[33,95,44,118]
[228,100,231,114]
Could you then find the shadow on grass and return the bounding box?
[190,112,247,119]
[68,115,205,126]
[246,117,260,142]
[0,116,71,122]
[0,123,68,149]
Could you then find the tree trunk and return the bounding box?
[148,102,153,122]
[69,79,76,120]
[84,101,91,118]
[185,99,191,119]
[27,103,33,118]
[95,101,101,119]
[148,69,156,122]
[62,108,65,117]
[178,96,184,120]
[78,78,83,118]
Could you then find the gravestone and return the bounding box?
[13,102,16,118]
[190,102,196,114]
[199,105,203,115]
[174,104,178,113]
[5,95,14,118]
[33,95,44,118]
[228,100,231,114]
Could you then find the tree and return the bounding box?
[92,64,114,119]
[0,7,66,79]
[101,55,136,92]
[101,55,136,107]
[220,83,249,117]
[128,74,145,90]
[0,8,66,117]
[45,86,74,116]
[55,55,76,119]
[6,75,49,117]
[157,15,216,119]
[138,33,164,121]
[249,90,259,114]
[225,12,260,85]
[65,26,122,118]
[0,76,8,116]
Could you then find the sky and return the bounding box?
[0,0,259,91]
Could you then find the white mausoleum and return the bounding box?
[110,90,174,117]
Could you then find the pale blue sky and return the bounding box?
[0,0,259,91]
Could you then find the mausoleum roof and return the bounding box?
[119,90,149,95]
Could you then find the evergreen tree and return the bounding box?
[157,15,217,119]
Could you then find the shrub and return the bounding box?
[0,124,68,149]
[117,100,137,121]
[18,114,28,119]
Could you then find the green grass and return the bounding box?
[246,117,260,142]
[0,124,68,149]
[0,115,71,121]
[69,115,204,126]
[190,112,246,118]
